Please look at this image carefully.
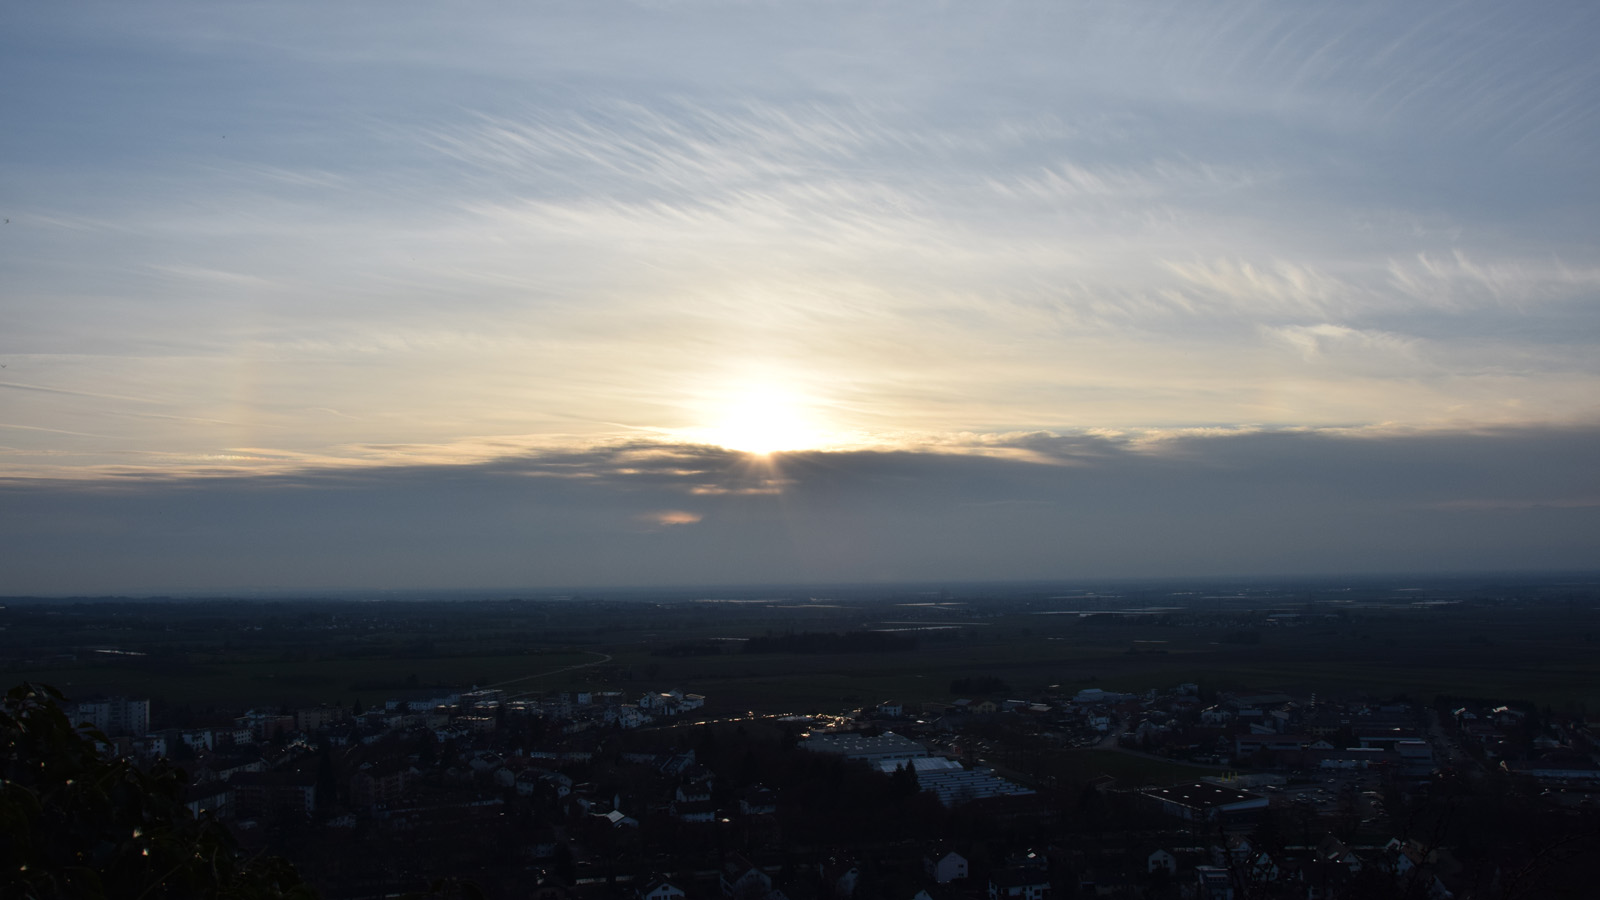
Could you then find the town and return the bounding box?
[50,674,1600,897]
[6,579,1599,898]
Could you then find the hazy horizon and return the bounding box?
[7,569,1597,603]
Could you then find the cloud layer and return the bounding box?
[3,426,1594,594]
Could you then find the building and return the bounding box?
[1194,866,1233,900]
[637,878,686,900]
[988,864,1049,900]
[740,785,778,815]
[800,731,929,765]
[1142,782,1268,823]
[888,757,1037,808]
[71,697,149,737]
[296,705,347,732]
[229,771,318,819]
[721,853,773,900]
[924,846,969,883]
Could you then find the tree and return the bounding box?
[0,683,316,899]
[313,746,338,816]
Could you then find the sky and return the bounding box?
[2,1,1598,593]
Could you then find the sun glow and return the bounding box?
[694,386,832,454]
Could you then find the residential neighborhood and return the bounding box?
[53,673,1600,899]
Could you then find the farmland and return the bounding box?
[4,574,1597,716]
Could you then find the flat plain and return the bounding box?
[4,576,1597,716]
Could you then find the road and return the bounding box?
[1427,708,1481,778]
[489,650,613,697]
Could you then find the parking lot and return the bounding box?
[1266,769,1386,820]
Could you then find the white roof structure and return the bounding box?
[800,731,929,763]
[915,767,1036,807]
[874,756,964,775]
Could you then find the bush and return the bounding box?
[0,683,315,899]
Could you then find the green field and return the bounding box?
[5,650,602,708]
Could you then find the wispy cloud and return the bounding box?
[1387,252,1600,311]
[1,1,1596,489]
[1261,324,1416,363]
[1162,257,1354,318]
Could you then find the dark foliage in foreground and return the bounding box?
[0,683,315,900]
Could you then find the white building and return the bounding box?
[801,731,929,765]
[925,847,969,883]
[71,698,149,736]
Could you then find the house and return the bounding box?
[460,715,497,734]
[912,885,964,900]
[1072,688,1130,705]
[350,759,410,808]
[529,870,573,900]
[524,825,561,860]
[821,857,861,900]
[593,808,639,828]
[183,781,232,818]
[740,785,778,816]
[1316,835,1364,874]
[235,711,296,741]
[606,704,653,729]
[524,769,574,798]
[640,689,699,715]
[722,853,773,900]
[987,864,1049,900]
[637,877,686,900]
[1296,854,1359,900]
[659,749,697,776]
[924,846,968,883]
[229,770,317,819]
[1383,839,1457,900]
[468,752,503,774]
[673,797,717,824]
[179,729,215,752]
[1194,866,1233,900]
[877,700,905,718]
[989,855,1049,900]
[677,782,712,804]
[1146,849,1176,875]
[196,753,264,783]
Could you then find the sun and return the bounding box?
[695,386,830,454]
